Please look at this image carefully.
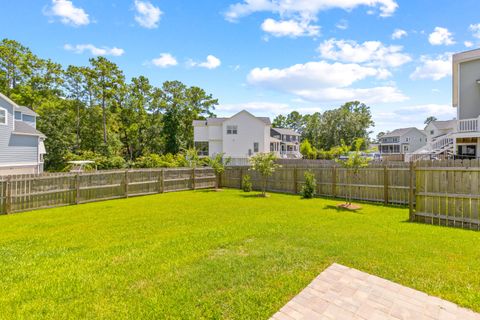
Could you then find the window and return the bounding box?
[226,125,238,135]
[430,130,434,135]
[254,142,259,153]
[194,141,209,156]
[0,108,6,125]
[15,111,22,120]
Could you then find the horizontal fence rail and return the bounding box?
[222,162,415,206]
[414,159,480,230]
[0,168,216,214]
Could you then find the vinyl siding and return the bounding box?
[0,95,39,165]
[459,59,480,119]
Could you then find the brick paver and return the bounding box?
[271,263,480,320]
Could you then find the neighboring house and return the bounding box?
[451,48,480,159]
[0,92,46,175]
[193,110,301,161]
[378,127,427,155]
[407,48,480,160]
[424,120,456,144]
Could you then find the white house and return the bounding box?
[378,127,427,155]
[193,110,301,161]
[0,92,46,175]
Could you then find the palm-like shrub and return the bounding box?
[250,153,281,197]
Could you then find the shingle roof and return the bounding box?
[272,127,300,135]
[13,121,45,137]
[195,115,272,126]
[16,105,37,116]
[382,127,418,138]
[431,120,456,130]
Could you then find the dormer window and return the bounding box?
[15,111,22,120]
[0,107,6,125]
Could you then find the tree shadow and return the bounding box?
[323,204,363,214]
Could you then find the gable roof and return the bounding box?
[382,127,424,138]
[430,119,456,130]
[195,110,271,126]
[272,127,300,136]
[16,105,37,117]
[0,92,38,116]
[13,121,45,138]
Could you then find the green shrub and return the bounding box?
[300,171,317,199]
[242,174,252,192]
[134,153,188,168]
[64,151,127,171]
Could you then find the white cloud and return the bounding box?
[189,55,222,69]
[151,53,178,68]
[297,86,407,104]
[410,54,452,81]
[465,41,474,48]
[134,0,162,29]
[318,38,411,68]
[261,18,320,37]
[469,23,480,39]
[247,60,407,104]
[335,19,349,30]
[44,0,90,26]
[428,27,455,46]
[391,28,407,39]
[217,101,322,116]
[224,0,398,22]
[375,104,455,131]
[64,44,124,56]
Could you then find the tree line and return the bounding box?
[273,101,374,159]
[0,38,375,170]
[0,39,218,170]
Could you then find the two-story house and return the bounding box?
[451,48,480,159]
[407,49,480,160]
[378,127,427,155]
[193,110,301,161]
[0,92,46,175]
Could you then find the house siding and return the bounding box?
[0,95,40,169]
[459,59,480,120]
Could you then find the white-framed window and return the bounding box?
[226,125,238,135]
[253,142,259,153]
[0,107,7,125]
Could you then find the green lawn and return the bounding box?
[1,189,480,319]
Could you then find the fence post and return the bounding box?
[409,161,415,221]
[5,177,11,214]
[160,169,165,193]
[192,168,196,190]
[332,166,337,198]
[293,166,298,194]
[384,165,389,205]
[75,173,80,205]
[240,167,244,189]
[124,170,129,198]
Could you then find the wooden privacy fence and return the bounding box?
[414,160,480,230]
[222,162,415,206]
[0,168,216,214]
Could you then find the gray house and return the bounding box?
[378,127,426,155]
[0,92,46,175]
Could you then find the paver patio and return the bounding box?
[271,263,480,320]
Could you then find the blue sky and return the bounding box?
[1,0,480,134]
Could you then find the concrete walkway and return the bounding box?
[271,263,480,320]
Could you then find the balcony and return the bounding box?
[458,117,479,132]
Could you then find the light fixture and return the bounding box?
[476,79,480,84]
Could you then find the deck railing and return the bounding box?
[458,117,479,132]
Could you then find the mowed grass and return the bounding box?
[1,189,480,319]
